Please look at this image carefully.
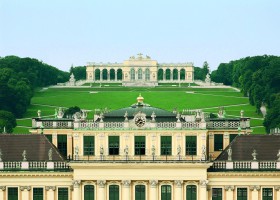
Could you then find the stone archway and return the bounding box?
[157,69,163,81]
[95,69,100,81]
[102,69,108,80]
[117,69,122,80]
[180,69,185,80]
[110,69,115,80]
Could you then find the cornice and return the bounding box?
[0,172,72,177]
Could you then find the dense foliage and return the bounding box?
[211,55,280,132]
[194,61,210,81]
[70,65,86,80]
[0,56,69,132]
[0,110,16,133]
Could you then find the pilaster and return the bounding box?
[149,180,158,200]
[250,185,260,200]
[46,186,56,200]
[174,180,183,200]
[122,180,131,200]
[73,180,81,200]
[97,180,106,200]
[20,186,31,200]
[199,180,208,200]
[0,186,5,200]
[225,185,234,200]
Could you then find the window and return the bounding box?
[145,69,150,81]
[33,188,43,200]
[58,188,68,200]
[161,185,171,200]
[84,136,95,156]
[237,188,247,200]
[186,136,197,155]
[138,69,142,80]
[109,136,119,155]
[263,188,273,200]
[131,68,135,80]
[84,185,94,200]
[161,136,172,155]
[135,136,145,155]
[214,134,223,151]
[230,134,238,143]
[186,185,197,200]
[109,185,119,200]
[45,134,52,142]
[8,187,18,200]
[135,185,145,200]
[212,188,222,200]
[57,135,67,157]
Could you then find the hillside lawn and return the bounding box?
[14,86,265,134]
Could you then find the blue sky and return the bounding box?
[0,0,279,71]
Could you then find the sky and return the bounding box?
[0,0,280,71]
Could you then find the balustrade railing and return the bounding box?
[0,161,69,171]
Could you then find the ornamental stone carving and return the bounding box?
[20,186,31,191]
[0,186,6,191]
[199,180,208,187]
[45,186,56,191]
[73,180,81,188]
[225,185,234,191]
[275,186,280,191]
[249,186,260,191]
[174,180,183,187]
[122,180,131,187]
[97,180,106,188]
[149,180,158,187]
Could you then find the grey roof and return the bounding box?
[0,134,65,161]
[216,135,280,161]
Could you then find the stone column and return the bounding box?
[52,133,58,147]
[20,186,31,200]
[225,186,234,200]
[276,186,280,200]
[97,180,106,200]
[170,71,173,81]
[122,180,131,200]
[149,180,158,200]
[73,180,81,200]
[46,186,56,200]
[199,180,208,200]
[250,186,260,200]
[100,71,103,81]
[174,180,183,200]
[0,186,6,200]
[115,71,117,81]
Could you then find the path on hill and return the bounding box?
[200,103,250,110]
[186,92,248,99]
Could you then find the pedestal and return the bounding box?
[149,180,158,200]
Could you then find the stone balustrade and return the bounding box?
[0,161,69,171]
[211,160,280,171]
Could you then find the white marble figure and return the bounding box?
[48,148,53,161]
[0,149,2,162]
[227,146,232,161]
[277,150,280,161]
[177,145,181,156]
[151,111,156,122]
[37,110,41,118]
[201,145,206,161]
[22,150,27,161]
[100,145,104,155]
[151,145,156,156]
[124,111,128,121]
[124,145,129,156]
[57,107,64,119]
[74,146,79,160]
[252,149,258,160]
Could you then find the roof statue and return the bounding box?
[48,148,53,161]
[227,146,232,161]
[252,149,258,160]
[22,150,27,161]
[137,53,143,59]
[277,150,280,161]
[37,110,41,118]
[0,149,2,162]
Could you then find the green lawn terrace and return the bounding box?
[14,86,265,134]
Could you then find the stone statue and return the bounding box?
[146,55,151,59]
[151,145,156,156]
[100,145,104,156]
[277,150,280,161]
[151,111,156,122]
[205,73,211,85]
[22,150,27,161]
[0,149,2,162]
[124,111,128,121]
[218,107,225,118]
[81,110,87,120]
[37,110,41,118]
[201,145,206,161]
[240,110,244,118]
[48,148,53,161]
[74,146,79,160]
[124,145,129,156]
[176,113,181,122]
[100,112,104,122]
[177,145,181,156]
[57,107,64,119]
[252,149,258,160]
[227,146,232,161]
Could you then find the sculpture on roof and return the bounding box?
[57,107,64,119]
[277,150,280,161]
[0,149,2,162]
[124,111,128,121]
[218,107,225,118]
[48,148,53,161]
[151,111,156,122]
[252,149,258,160]
[22,150,27,161]
[227,146,232,161]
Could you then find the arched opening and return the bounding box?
[102,69,108,80]
[110,69,115,80]
[145,68,150,81]
[166,69,171,80]
[84,185,94,200]
[180,69,185,80]
[138,68,142,80]
[94,69,100,81]
[109,185,119,200]
[173,69,178,80]
[135,185,145,200]
[117,69,122,80]
[186,185,197,200]
[161,185,171,200]
[157,69,163,80]
[130,68,135,81]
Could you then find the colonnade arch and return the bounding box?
[157,68,187,81]
[94,68,123,81]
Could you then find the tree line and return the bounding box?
[0,56,69,132]
[211,55,280,133]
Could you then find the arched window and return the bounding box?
[186,185,197,200]
[110,69,115,80]
[180,69,185,80]
[161,185,171,200]
[117,69,122,80]
[109,185,119,200]
[138,68,142,80]
[95,69,100,81]
[135,185,145,200]
[102,69,108,80]
[145,69,150,81]
[84,185,94,200]
[130,68,135,81]
[165,69,171,80]
[173,69,178,80]
[158,69,163,80]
